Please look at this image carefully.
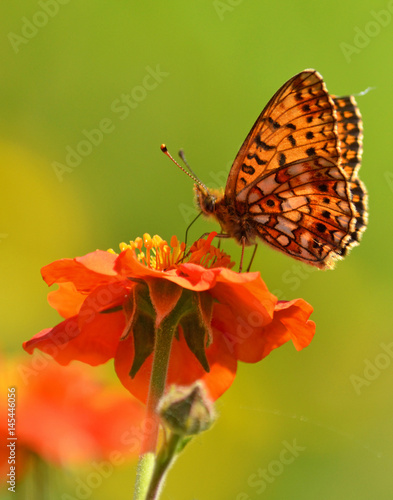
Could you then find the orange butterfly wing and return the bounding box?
[226,70,340,200]
[195,70,367,269]
[332,95,368,254]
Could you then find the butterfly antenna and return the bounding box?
[178,149,203,185]
[160,144,209,192]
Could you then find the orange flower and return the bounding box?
[23,233,315,403]
[0,354,145,481]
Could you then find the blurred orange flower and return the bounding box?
[23,234,315,404]
[0,354,145,482]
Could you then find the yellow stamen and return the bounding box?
[119,242,129,252]
[116,232,234,271]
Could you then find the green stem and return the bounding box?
[145,433,182,500]
[133,317,176,500]
[133,453,156,500]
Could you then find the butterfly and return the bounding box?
[189,69,368,270]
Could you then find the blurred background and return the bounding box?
[1,1,393,498]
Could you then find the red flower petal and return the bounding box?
[211,271,276,327]
[47,282,85,318]
[115,248,160,279]
[167,263,217,291]
[24,308,125,366]
[42,250,118,290]
[212,297,315,363]
[273,299,316,350]
[116,250,219,291]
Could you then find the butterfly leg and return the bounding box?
[239,237,247,273]
[195,232,229,242]
[246,244,258,272]
[184,211,203,247]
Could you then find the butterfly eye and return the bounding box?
[204,195,216,214]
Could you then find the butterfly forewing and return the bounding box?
[195,69,368,269]
[227,70,340,202]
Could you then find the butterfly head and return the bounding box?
[194,184,223,216]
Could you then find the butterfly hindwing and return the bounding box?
[333,95,368,254]
[246,157,355,268]
[333,95,363,181]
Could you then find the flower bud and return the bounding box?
[158,382,216,436]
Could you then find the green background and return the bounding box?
[1,0,393,498]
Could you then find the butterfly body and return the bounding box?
[195,185,256,245]
[195,69,368,270]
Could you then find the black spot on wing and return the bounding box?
[287,135,296,147]
[268,116,281,129]
[316,222,327,233]
[254,135,275,151]
[241,163,255,175]
[247,153,267,165]
[306,147,316,157]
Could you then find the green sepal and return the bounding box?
[122,283,156,379]
[124,285,214,379]
[176,435,193,453]
[129,310,155,378]
[178,291,213,373]
[99,305,123,314]
[180,311,210,372]
[164,289,213,373]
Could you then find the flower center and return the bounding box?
[115,232,234,271]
